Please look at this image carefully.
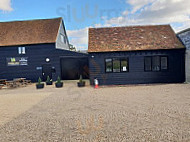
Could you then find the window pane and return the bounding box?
[22,47,26,54]
[61,35,64,43]
[105,59,112,72]
[161,57,168,70]
[121,59,128,72]
[18,47,22,54]
[152,56,160,71]
[64,36,67,44]
[113,58,120,72]
[145,57,152,71]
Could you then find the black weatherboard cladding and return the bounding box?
[89,49,185,85]
[0,43,87,82]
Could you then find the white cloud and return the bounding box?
[67,0,190,50]
[106,0,190,31]
[0,0,13,11]
[173,20,190,33]
[67,27,89,50]
[127,0,155,13]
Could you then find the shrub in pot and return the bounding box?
[77,75,85,87]
[46,76,53,85]
[55,76,63,88]
[36,77,44,89]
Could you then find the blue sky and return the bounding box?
[0,0,128,30]
[0,0,190,50]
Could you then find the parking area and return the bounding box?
[0,83,190,141]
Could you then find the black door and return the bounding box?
[42,64,52,81]
[61,57,89,80]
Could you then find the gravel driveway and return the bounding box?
[0,82,190,141]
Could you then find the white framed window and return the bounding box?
[61,34,64,43]
[22,47,26,54]
[18,47,26,54]
[105,58,129,73]
[61,34,67,44]
[18,47,22,54]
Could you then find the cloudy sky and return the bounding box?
[0,0,190,50]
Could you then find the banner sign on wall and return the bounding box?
[7,57,28,66]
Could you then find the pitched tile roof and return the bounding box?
[88,25,184,53]
[0,17,62,46]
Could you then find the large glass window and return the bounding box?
[105,58,129,73]
[113,58,120,72]
[144,57,152,71]
[161,56,168,70]
[144,56,168,72]
[105,59,112,72]
[121,59,129,72]
[152,56,160,71]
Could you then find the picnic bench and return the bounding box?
[0,79,7,85]
[6,81,18,88]
[5,78,32,89]
[0,79,7,89]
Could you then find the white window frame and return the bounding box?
[18,47,22,54]
[18,47,26,54]
[61,34,64,43]
[22,47,26,54]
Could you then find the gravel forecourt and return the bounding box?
[0,82,190,141]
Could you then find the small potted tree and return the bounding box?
[55,76,63,88]
[46,76,53,85]
[36,77,44,89]
[77,75,85,87]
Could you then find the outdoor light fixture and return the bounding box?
[91,55,94,58]
[46,58,50,62]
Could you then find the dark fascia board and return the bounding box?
[0,42,56,48]
[177,28,190,35]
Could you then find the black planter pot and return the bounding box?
[46,81,53,85]
[36,83,44,89]
[55,82,63,88]
[77,82,85,87]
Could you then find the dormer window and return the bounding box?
[18,47,26,54]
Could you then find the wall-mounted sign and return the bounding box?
[36,67,42,70]
[7,57,28,66]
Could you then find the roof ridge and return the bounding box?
[0,17,62,24]
[89,24,171,30]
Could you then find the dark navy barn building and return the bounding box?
[88,25,185,85]
[0,18,88,82]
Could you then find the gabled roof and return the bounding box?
[0,17,62,47]
[88,25,184,53]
